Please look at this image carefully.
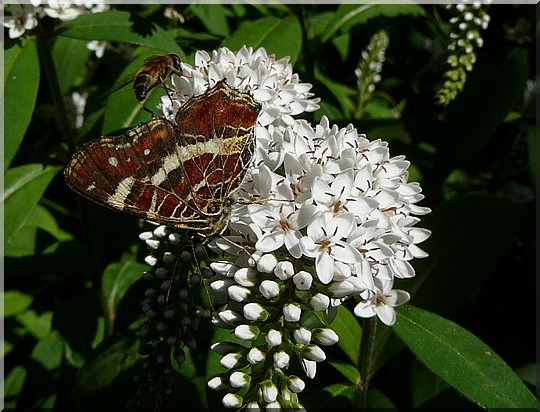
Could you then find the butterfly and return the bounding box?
[65,81,261,237]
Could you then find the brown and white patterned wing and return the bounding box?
[64,118,209,229]
[174,81,261,215]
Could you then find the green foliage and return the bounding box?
[3,4,535,411]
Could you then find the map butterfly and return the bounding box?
[65,80,262,237]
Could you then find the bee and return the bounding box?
[106,53,182,115]
[133,53,182,103]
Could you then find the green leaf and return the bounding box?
[57,10,183,55]
[5,204,72,257]
[222,15,302,64]
[320,3,425,43]
[3,290,33,317]
[329,360,360,385]
[15,310,52,339]
[3,37,40,170]
[407,194,522,316]
[315,68,357,117]
[76,337,138,395]
[190,3,232,38]
[394,305,537,409]
[4,366,27,408]
[52,36,93,95]
[102,260,147,322]
[331,305,361,364]
[31,330,65,370]
[3,164,63,246]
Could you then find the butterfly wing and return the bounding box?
[174,81,261,216]
[64,118,213,230]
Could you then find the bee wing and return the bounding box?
[100,70,138,99]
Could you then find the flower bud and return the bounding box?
[265,329,282,347]
[261,381,278,403]
[243,302,269,321]
[235,324,260,340]
[287,375,305,393]
[153,225,170,238]
[144,254,158,267]
[139,231,153,240]
[234,267,259,287]
[162,251,176,263]
[293,327,312,344]
[310,293,330,311]
[222,393,243,408]
[145,238,160,250]
[303,344,326,362]
[211,341,244,355]
[283,303,302,322]
[274,260,294,280]
[259,280,280,299]
[210,261,235,276]
[257,253,278,273]
[273,350,290,369]
[228,285,251,302]
[210,279,235,294]
[218,309,242,325]
[247,347,265,364]
[293,271,313,290]
[245,401,261,411]
[230,371,251,388]
[168,232,181,244]
[312,328,339,346]
[301,358,317,379]
[208,375,229,390]
[220,353,244,369]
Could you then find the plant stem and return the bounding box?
[355,316,378,409]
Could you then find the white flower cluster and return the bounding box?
[158,45,320,130]
[1,0,108,39]
[155,46,430,409]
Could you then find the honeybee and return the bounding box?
[106,53,182,115]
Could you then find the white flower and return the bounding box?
[311,170,378,218]
[353,278,410,326]
[300,214,362,284]
[86,40,107,58]
[158,46,319,129]
[2,4,38,38]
